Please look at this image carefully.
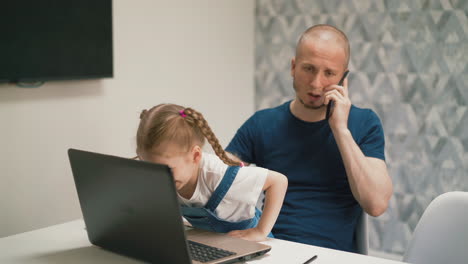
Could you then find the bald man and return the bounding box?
[226,24,392,253]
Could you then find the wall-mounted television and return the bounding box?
[0,0,113,83]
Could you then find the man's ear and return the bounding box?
[290,57,296,78]
[191,145,202,164]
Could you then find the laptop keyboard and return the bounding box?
[188,240,236,263]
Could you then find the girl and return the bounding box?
[135,103,287,242]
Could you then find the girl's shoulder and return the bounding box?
[200,153,228,172]
[199,153,228,189]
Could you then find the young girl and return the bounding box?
[135,103,287,242]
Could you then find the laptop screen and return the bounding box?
[68,148,192,263]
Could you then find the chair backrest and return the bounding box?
[355,211,369,255]
[403,191,468,264]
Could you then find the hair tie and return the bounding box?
[179,109,187,118]
[240,162,245,167]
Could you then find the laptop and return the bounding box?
[68,148,271,264]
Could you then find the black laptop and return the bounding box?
[68,148,271,264]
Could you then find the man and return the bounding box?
[226,24,393,253]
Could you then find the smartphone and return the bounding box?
[326,70,349,120]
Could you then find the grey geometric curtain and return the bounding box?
[255,0,468,255]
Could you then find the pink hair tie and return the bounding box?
[179,109,187,118]
[239,162,245,167]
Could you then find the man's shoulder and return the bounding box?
[349,105,380,122]
[349,105,384,141]
[252,101,290,120]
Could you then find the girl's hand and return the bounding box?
[227,227,268,242]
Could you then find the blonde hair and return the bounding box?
[136,103,241,166]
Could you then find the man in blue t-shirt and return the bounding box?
[226,24,393,253]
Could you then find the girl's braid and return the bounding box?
[183,108,242,167]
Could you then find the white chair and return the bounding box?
[355,211,368,255]
[403,191,468,264]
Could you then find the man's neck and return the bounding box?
[290,99,326,122]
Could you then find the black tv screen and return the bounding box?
[0,0,113,83]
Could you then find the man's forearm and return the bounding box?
[333,128,393,217]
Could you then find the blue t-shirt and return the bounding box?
[226,101,385,253]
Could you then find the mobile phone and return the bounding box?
[326,70,349,120]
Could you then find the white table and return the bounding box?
[0,220,407,264]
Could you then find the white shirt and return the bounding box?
[178,153,268,222]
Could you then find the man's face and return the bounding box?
[291,38,348,110]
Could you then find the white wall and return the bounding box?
[0,0,254,237]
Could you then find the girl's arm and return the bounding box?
[228,170,288,241]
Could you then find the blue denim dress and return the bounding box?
[181,166,273,237]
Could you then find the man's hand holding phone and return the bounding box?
[324,70,350,132]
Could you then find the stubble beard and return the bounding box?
[293,79,324,110]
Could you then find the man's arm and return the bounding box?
[325,78,392,217]
[333,129,392,217]
[225,113,258,166]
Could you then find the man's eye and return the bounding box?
[325,71,335,77]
